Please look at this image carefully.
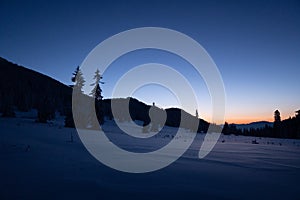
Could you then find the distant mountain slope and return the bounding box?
[235,121,273,130]
[0,57,72,113]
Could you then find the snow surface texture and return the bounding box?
[1,114,300,200]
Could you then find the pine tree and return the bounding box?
[90,69,103,101]
[274,110,281,122]
[65,66,85,128]
[72,66,85,94]
[71,66,79,83]
[90,69,104,126]
[273,110,282,137]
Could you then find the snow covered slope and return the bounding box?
[1,116,300,200]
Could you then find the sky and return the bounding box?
[0,0,299,123]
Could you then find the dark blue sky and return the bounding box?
[1,0,299,123]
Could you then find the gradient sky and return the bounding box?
[1,0,299,123]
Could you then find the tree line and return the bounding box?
[222,110,300,139]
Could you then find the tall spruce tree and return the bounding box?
[90,69,103,101]
[90,69,104,125]
[273,109,282,137]
[72,66,85,94]
[71,66,79,82]
[65,66,85,128]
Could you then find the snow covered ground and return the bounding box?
[1,114,300,200]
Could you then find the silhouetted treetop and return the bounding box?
[274,110,281,122]
[90,69,103,101]
[72,66,85,94]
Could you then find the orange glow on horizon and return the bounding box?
[224,110,298,124]
[199,113,274,125]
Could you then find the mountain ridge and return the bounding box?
[0,56,209,132]
[0,57,72,113]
